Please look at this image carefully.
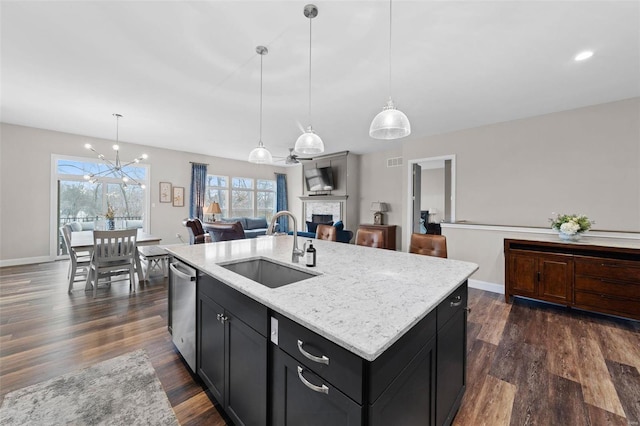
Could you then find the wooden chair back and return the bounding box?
[316,224,337,242]
[355,229,385,248]
[409,233,448,258]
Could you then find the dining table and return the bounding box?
[69,230,162,290]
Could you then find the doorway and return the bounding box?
[406,155,456,246]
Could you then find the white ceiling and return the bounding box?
[2,1,639,163]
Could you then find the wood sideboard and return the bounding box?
[504,238,640,321]
[357,224,397,250]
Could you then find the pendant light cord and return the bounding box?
[388,0,393,99]
[259,52,263,143]
[308,14,313,125]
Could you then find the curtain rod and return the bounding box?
[189,161,209,166]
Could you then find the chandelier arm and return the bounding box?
[121,172,143,186]
[89,168,117,177]
[119,159,143,168]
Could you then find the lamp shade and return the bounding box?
[370,202,388,212]
[294,126,324,155]
[205,202,222,214]
[369,99,411,140]
[248,141,273,164]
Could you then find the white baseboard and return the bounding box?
[0,256,53,268]
[469,278,504,294]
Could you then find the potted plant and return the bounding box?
[549,213,592,241]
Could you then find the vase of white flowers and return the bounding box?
[549,213,592,241]
[105,204,116,230]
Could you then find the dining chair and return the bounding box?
[89,229,138,298]
[409,233,448,258]
[315,224,337,242]
[60,225,92,293]
[355,229,385,248]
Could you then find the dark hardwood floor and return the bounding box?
[1,260,639,425]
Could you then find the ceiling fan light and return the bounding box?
[294,126,324,155]
[248,142,273,164]
[369,99,411,140]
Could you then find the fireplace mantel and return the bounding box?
[299,195,348,201]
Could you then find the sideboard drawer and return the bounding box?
[574,291,640,318]
[575,257,640,282]
[574,276,640,299]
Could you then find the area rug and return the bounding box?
[0,349,179,426]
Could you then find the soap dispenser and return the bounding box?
[305,240,316,267]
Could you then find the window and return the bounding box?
[205,175,229,217]
[205,175,276,221]
[54,157,148,255]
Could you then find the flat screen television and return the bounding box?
[304,167,334,192]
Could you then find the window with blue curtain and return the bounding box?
[275,173,288,232]
[190,163,208,220]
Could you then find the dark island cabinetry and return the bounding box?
[504,238,640,321]
[197,274,268,426]
[270,281,468,426]
[193,272,468,425]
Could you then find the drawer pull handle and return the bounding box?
[450,295,462,307]
[297,340,329,365]
[601,263,625,268]
[297,366,329,394]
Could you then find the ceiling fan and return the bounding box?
[276,148,314,165]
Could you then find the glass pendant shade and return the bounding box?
[294,126,324,155]
[248,141,273,164]
[369,98,411,140]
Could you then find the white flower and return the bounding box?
[560,221,580,235]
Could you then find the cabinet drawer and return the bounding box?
[273,313,364,404]
[574,291,640,318]
[575,257,640,282]
[199,274,268,337]
[574,276,640,299]
[437,282,468,329]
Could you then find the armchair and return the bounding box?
[183,218,211,245]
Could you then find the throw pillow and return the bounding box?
[333,220,344,231]
[69,222,82,232]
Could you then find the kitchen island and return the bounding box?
[166,235,478,426]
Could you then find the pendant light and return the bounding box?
[294,4,324,155]
[248,46,273,164]
[369,0,411,140]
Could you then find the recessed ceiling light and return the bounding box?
[574,50,594,61]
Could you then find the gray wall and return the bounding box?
[357,97,640,286]
[0,123,293,264]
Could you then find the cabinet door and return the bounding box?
[370,336,436,426]
[537,254,573,304]
[226,313,267,426]
[272,346,362,426]
[506,252,537,298]
[197,294,226,403]
[436,308,466,426]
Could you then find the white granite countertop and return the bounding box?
[165,236,478,361]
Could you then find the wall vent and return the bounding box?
[387,157,403,168]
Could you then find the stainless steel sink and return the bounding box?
[220,258,317,288]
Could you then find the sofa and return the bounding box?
[290,220,353,243]
[217,217,277,239]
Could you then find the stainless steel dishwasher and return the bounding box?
[169,259,197,372]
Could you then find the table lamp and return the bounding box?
[370,201,388,225]
[204,202,221,222]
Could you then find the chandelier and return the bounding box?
[83,113,148,188]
